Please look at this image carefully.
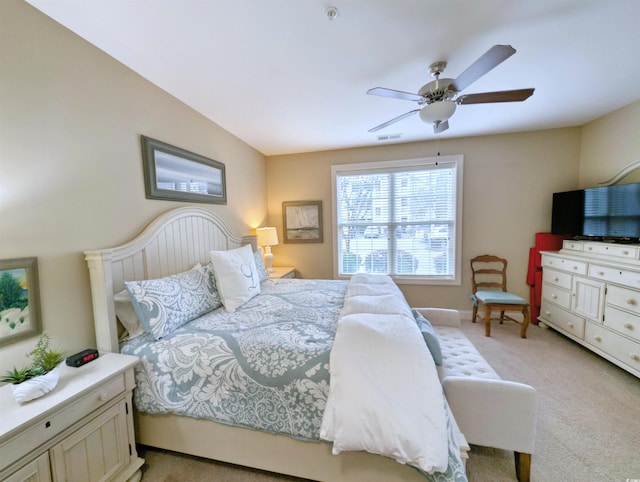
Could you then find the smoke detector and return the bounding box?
[326,7,339,20]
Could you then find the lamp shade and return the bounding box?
[256,227,279,247]
[419,101,456,124]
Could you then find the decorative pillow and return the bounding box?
[209,244,261,312]
[114,289,146,340]
[195,261,222,299]
[253,249,269,283]
[125,267,220,340]
[412,309,443,365]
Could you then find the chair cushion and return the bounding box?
[474,289,526,305]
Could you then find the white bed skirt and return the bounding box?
[136,411,468,482]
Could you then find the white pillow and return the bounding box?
[210,244,261,312]
[114,289,146,340]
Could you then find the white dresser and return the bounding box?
[0,352,144,482]
[540,240,640,378]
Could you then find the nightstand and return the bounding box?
[0,352,144,482]
[268,267,296,279]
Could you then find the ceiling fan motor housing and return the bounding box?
[418,78,456,103]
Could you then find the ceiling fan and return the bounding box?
[367,45,534,134]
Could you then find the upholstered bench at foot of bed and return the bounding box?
[414,308,537,482]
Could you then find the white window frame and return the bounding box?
[331,155,463,285]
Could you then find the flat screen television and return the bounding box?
[551,182,640,241]
[551,189,583,235]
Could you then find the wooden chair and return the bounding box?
[470,254,530,338]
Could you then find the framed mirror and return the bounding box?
[141,135,227,204]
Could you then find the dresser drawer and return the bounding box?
[589,264,640,289]
[541,282,572,309]
[604,305,640,343]
[583,243,640,260]
[541,255,587,275]
[1,373,126,470]
[606,285,640,316]
[563,240,583,252]
[540,300,585,339]
[542,267,573,290]
[585,323,640,373]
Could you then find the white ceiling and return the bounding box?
[25,0,640,156]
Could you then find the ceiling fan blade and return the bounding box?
[456,88,535,105]
[367,87,424,102]
[433,120,449,134]
[368,109,420,133]
[448,45,516,93]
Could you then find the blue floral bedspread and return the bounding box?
[121,278,467,481]
[121,278,347,440]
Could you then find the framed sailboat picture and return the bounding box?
[282,201,323,243]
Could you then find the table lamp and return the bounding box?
[256,227,279,272]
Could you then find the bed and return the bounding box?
[85,206,468,482]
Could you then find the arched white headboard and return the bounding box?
[84,207,256,352]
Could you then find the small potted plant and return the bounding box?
[1,332,64,403]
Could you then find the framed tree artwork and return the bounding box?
[0,257,42,347]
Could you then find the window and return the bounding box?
[331,155,463,285]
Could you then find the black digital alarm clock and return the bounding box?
[66,349,100,367]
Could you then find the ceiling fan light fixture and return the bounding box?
[419,101,456,124]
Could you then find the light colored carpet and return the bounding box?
[138,319,640,481]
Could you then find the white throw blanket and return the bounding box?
[320,274,448,474]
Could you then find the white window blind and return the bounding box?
[332,155,463,284]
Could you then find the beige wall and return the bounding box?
[0,1,266,372]
[579,99,640,187]
[267,128,582,308]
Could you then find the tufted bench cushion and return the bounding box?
[414,308,536,482]
[434,326,500,380]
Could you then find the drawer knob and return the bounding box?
[624,323,634,330]
[545,311,551,316]
[593,336,602,342]
[626,299,637,306]
[597,271,604,276]
[552,294,557,299]
[573,266,578,270]
[98,391,109,402]
[631,354,640,362]
[568,322,574,328]
[553,277,559,282]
